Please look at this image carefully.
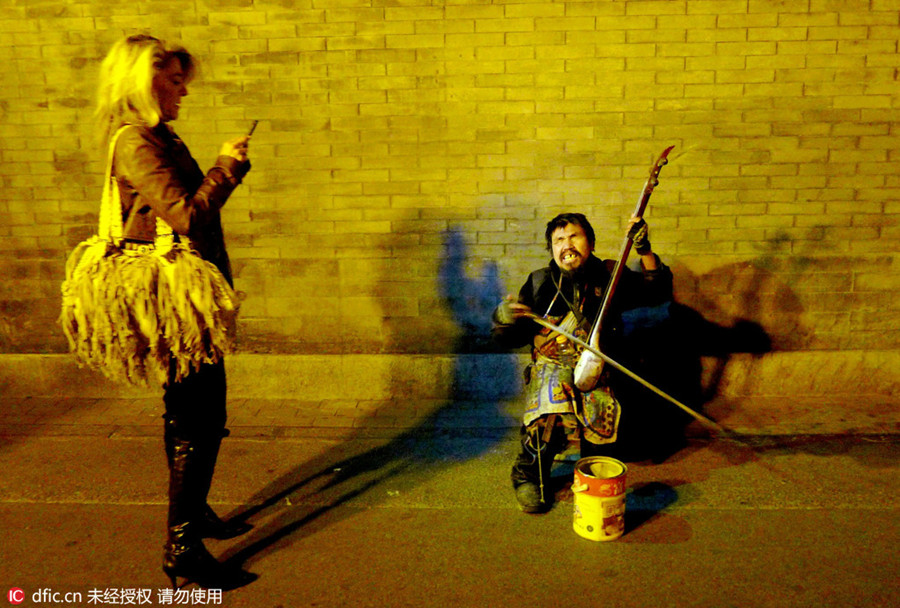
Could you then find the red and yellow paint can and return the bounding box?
[572,456,627,541]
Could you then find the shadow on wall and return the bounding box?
[538,298,773,465]
[438,227,521,398]
[598,230,837,462]
[607,295,774,463]
[219,228,520,573]
[430,229,778,464]
[675,231,815,351]
[438,228,501,353]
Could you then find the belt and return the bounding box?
[122,241,154,254]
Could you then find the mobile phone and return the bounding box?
[247,120,259,136]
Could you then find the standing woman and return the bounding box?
[95,34,255,589]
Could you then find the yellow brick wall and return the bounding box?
[1,0,897,354]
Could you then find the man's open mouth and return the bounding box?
[561,251,580,263]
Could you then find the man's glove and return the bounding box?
[627,218,651,255]
[495,299,516,325]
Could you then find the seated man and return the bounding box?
[492,212,673,513]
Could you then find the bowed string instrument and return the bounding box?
[572,145,675,393]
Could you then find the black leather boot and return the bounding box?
[198,503,254,540]
[510,418,562,514]
[164,424,252,541]
[193,432,253,540]
[163,436,256,590]
[162,522,257,590]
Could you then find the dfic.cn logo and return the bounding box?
[8,588,24,605]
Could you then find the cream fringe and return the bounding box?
[59,236,238,387]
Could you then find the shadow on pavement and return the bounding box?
[218,228,519,573]
[213,229,897,572]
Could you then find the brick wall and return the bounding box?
[1,0,898,357]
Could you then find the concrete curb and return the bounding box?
[1,352,897,436]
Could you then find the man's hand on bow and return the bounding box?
[495,295,533,325]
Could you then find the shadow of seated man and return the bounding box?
[600,302,772,464]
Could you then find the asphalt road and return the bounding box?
[1,431,897,607]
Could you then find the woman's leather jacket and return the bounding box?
[113,123,249,285]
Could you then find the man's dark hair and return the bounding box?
[544,213,596,251]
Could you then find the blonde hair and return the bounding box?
[95,34,197,145]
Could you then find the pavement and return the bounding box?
[0,394,898,608]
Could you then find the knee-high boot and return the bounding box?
[193,430,253,540]
[164,421,252,540]
[510,416,565,513]
[162,435,256,590]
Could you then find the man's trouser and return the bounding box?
[510,414,569,488]
[511,411,625,490]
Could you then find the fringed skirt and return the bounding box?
[523,357,621,445]
[59,237,239,387]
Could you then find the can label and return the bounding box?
[572,456,627,541]
[573,493,626,541]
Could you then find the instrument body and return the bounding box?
[525,312,725,435]
[573,146,675,392]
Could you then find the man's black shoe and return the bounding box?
[515,482,548,514]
